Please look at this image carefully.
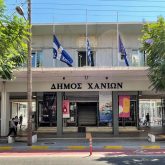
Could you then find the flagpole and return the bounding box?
[117,11,119,66]
[86,9,88,66]
[53,17,55,67]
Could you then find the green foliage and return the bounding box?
[0,1,29,79]
[141,17,165,92]
[0,0,4,8]
[0,0,4,18]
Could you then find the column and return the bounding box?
[112,91,119,135]
[1,82,10,136]
[57,92,63,136]
[136,93,140,129]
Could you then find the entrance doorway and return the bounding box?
[78,51,95,67]
[77,102,97,126]
[11,101,36,130]
[38,93,57,127]
[139,99,163,127]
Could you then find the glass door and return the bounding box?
[161,99,165,126]
[38,93,57,127]
[64,102,77,127]
[11,101,36,130]
[139,99,162,127]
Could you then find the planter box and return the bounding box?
[8,134,37,144]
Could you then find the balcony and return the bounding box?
[31,48,146,68]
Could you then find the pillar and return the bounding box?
[112,91,119,135]
[1,82,10,136]
[57,92,63,136]
[136,92,140,129]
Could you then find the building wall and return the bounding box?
[32,24,142,68]
[5,80,150,93]
[1,23,163,136]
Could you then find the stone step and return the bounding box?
[37,127,57,133]
[36,126,139,133]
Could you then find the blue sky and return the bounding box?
[4,0,165,24]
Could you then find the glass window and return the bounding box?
[38,92,57,127]
[66,102,77,127]
[139,99,162,126]
[32,51,43,67]
[11,101,36,130]
[131,49,145,66]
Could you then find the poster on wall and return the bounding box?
[119,96,130,118]
[99,92,112,124]
[63,100,70,118]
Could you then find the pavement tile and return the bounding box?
[1,127,165,152]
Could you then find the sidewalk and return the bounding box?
[0,134,165,152]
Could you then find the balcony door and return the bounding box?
[78,51,95,67]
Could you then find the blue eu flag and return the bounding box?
[119,35,129,66]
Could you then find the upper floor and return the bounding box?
[31,23,145,68]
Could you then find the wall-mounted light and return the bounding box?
[105,76,108,80]
[63,77,65,80]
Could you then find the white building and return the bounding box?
[0,23,165,137]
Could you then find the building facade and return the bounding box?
[0,23,165,136]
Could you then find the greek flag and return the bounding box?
[53,35,73,67]
[119,35,129,66]
[87,38,92,66]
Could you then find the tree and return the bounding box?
[141,17,165,92]
[0,0,29,79]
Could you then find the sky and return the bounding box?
[4,0,165,24]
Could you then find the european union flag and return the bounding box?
[119,35,129,66]
[87,38,92,66]
[145,39,153,45]
[53,35,73,67]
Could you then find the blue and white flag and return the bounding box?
[87,38,92,66]
[53,35,73,67]
[119,35,129,66]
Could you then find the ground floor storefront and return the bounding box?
[1,91,164,136]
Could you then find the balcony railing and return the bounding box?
[29,48,146,68]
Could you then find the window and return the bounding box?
[131,49,144,66]
[78,51,95,67]
[39,92,57,127]
[32,51,43,67]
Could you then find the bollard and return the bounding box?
[8,136,15,143]
[89,138,92,156]
[86,132,92,156]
